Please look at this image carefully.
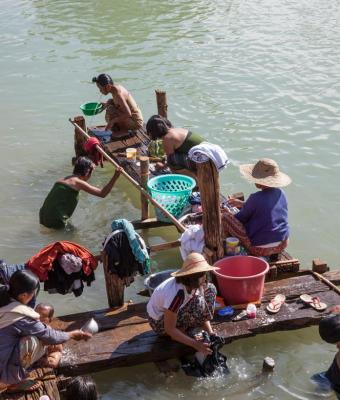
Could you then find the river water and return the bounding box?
[1,0,340,398]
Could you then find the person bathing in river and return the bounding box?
[147,253,217,356]
[39,157,122,229]
[146,115,204,178]
[92,73,144,136]
[223,158,291,258]
[0,270,91,393]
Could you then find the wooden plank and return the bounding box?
[149,240,181,252]
[52,271,340,376]
[132,217,173,230]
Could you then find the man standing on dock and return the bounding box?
[92,74,144,136]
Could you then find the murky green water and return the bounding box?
[1,0,340,398]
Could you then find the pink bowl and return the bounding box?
[213,256,269,305]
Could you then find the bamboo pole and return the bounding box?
[140,156,150,220]
[155,90,168,118]
[69,118,186,233]
[311,271,340,296]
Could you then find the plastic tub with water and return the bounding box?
[213,256,269,305]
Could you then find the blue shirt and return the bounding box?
[235,188,289,246]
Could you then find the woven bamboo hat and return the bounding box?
[171,252,218,277]
[239,158,292,188]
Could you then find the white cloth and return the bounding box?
[180,224,205,260]
[59,253,83,275]
[188,141,229,171]
[0,302,40,329]
[147,277,196,320]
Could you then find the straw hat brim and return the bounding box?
[240,163,292,188]
[171,264,218,277]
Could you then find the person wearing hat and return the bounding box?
[311,312,340,397]
[147,253,217,355]
[146,115,204,178]
[223,158,292,258]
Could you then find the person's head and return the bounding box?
[146,115,173,140]
[172,252,218,291]
[73,157,95,180]
[239,158,292,189]
[92,73,113,96]
[64,376,98,400]
[319,314,340,347]
[35,303,54,324]
[0,270,40,307]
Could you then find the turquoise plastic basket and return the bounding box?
[147,174,196,222]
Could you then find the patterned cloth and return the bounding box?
[19,336,46,369]
[148,283,216,335]
[222,210,288,257]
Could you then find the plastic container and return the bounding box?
[80,102,104,116]
[213,256,269,305]
[147,174,196,222]
[126,148,137,161]
[246,303,257,319]
[144,269,177,295]
[225,237,240,256]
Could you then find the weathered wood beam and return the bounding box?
[140,156,150,220]
[132,217,172,230]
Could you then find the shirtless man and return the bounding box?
[92,74,143,136]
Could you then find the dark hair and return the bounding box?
[146,115,173,140]
[92,73,113,86]
[0,270,40,307]
[319,314,340,344]
[73,157,94,176]
[64,376,98,400]
[35,303,54,318]
[175,272,206,290]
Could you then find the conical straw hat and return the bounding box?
[171,252,218,277]
[239,158,292,188]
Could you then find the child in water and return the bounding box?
[35,303,63,368]
[312,311,340,398]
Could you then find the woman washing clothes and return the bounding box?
[146,115,204,178]
[92,73,144,136]
[223,158,291,258]
[39,157,122,229]
[147,253,217,355]
[0,270,91,393]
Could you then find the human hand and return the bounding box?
[155,162,166,171]
[114,167,123,178]
[227,197,244,208]
[69,330,92,341]
[194,340,212,355]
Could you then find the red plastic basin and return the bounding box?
[213,256,269,305]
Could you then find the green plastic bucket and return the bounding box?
[147,174,196,222]
[80,102,104,116]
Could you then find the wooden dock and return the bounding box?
[45,269,340,376]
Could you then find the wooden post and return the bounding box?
[140,156,150,220]
[155,90,168,118]
[312,258,329,274]
[102,250,125,308]
[196,160,224,264]
[73,115,87,159]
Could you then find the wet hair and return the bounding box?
[73,157,94,176]
[319,314,340,344]
[64,376,98,400]
[146,115,173,140]
[35,303,54,319]
[0,270,40,307]
[92,73,113,86]
[175,272,206,290]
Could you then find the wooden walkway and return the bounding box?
[46,270,340,376]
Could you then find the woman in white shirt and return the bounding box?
[147,253,217,356]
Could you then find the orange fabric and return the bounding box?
[26,241,98,281]
[83,137,104,167]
